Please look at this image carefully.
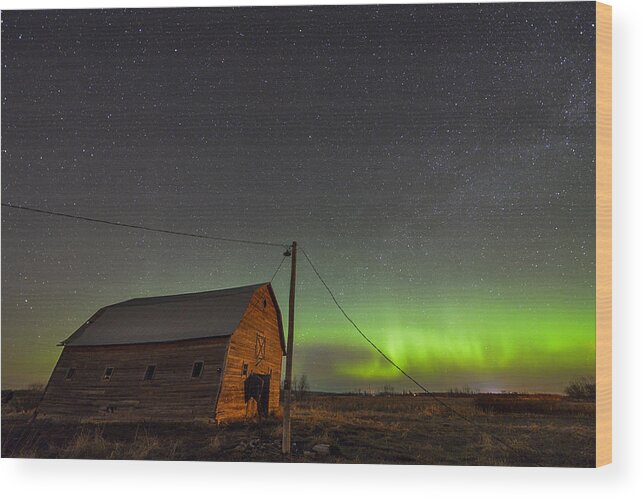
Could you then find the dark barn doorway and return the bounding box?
[244,373,271,418]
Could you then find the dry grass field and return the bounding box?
[1,389,595,466]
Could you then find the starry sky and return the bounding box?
[1,3,596,392]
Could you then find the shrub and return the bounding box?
[564,377,596,401]
[294,374,309,400]
[2,389,43,414]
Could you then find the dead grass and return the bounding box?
[474,393,595,416]
[2,392,596,466]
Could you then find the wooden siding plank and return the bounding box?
[38,337,228,422]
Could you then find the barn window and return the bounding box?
[65,368,75,380]
[143,365,156,381]
[103,367,114,381]
[191,361,204,378]
[255,334,266,363]
[262,297,267,309]
[242,362,248,376]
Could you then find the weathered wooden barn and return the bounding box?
[38,283,285,422]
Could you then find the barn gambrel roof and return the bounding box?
[61,283,285,351]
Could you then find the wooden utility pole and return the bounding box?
[281,241,297,454]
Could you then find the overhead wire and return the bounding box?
[269,253,289,283]
[1,202,289,249]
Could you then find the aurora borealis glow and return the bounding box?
[1,3,596,392]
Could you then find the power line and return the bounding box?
[1,202,288,249]
[269,252,289,283]
[300,246,537,463]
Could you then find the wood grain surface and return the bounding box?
[595,1,612,468]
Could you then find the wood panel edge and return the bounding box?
[595,0,612,468]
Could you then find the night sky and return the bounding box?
[1,3,596,392]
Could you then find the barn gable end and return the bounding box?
[215,284,285,422]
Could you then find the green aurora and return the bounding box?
[1,270,596,393]
[290,278,595,393]
[1,4,597,393]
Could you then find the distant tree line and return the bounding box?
[447,385,480,397]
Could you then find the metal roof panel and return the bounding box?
[62,283,268,346]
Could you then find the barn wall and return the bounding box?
[215,285,284,421]
[38,337,228,422]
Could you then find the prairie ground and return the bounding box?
[1,390,595,466]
